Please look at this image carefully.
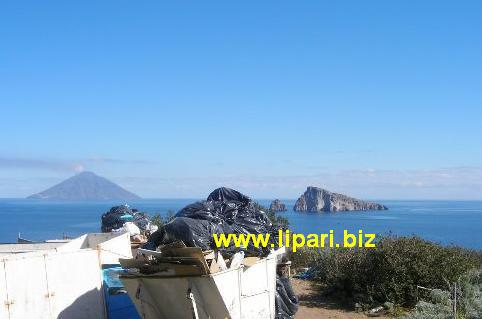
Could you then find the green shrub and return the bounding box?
[455,270,482,318]
[403,270,482,319]
[403,300,453,319]
[295,235,482,308]
[150,210,176,227]
[290,246,324,269]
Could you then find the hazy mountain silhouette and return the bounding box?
[27,171,141,200]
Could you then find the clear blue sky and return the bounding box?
[1,1,482,199]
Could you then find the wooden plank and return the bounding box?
[155,263,205,276]
[161,247,203,258]
[160,248,210,274]
[208,259,221,273]
[119,258,149,269]
[137,248,163,257]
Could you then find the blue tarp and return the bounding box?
[102,266,141,319]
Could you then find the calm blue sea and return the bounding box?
[0,199,481,249]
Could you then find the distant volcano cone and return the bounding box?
[27,171,141,200]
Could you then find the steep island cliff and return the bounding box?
[293,186,387,212]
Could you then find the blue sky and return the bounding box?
[1,1,482,199]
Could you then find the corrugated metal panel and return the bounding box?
[241,260,269,296]
[45,250,104,319]
[213,269,241,319]
[55,235,88,252]
[241,292,271,319]
[0,259,9,319]
[0,233,135,319]
[94,233,132,265]
[267,258,277,316]
[121,254,279,319]
[239,258,276,319]
[3,254,51,319]
[0,243,63,254]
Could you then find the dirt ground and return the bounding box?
[292,278,388,319]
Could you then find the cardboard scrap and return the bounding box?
[119,258,148,269]
[242,257,259,267]
[203,250,215,260]
[122,244,238,276]
[207,259,220,273]
[162,248,209,272]
[159,241,186,253]
[155,263,205,276]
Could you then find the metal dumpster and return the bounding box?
[121,252,279,319]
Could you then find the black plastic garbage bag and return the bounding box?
[275,275,299,319]
[101,205,134,232]
[102,205,152,233]
[145,187,276,256]
[143,187,298,318]
[131,209,151,231]
[163,217,222,249]
[206,187,250,203]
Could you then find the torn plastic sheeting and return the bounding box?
[206,187,251,203]
[145,187,277,256]
[293,267,317,280]
[275,275,299,319]
[131,210,152,231]
[102,205,152,233]
[101,205,134,232]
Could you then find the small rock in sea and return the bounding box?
[270,199,287,212]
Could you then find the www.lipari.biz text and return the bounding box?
[213,229,377,252]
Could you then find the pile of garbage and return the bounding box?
[139,187,298,318]
[125,240,237,275]
[276,275,299,318]
[144,187,277,256]
[101,205,158,242]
